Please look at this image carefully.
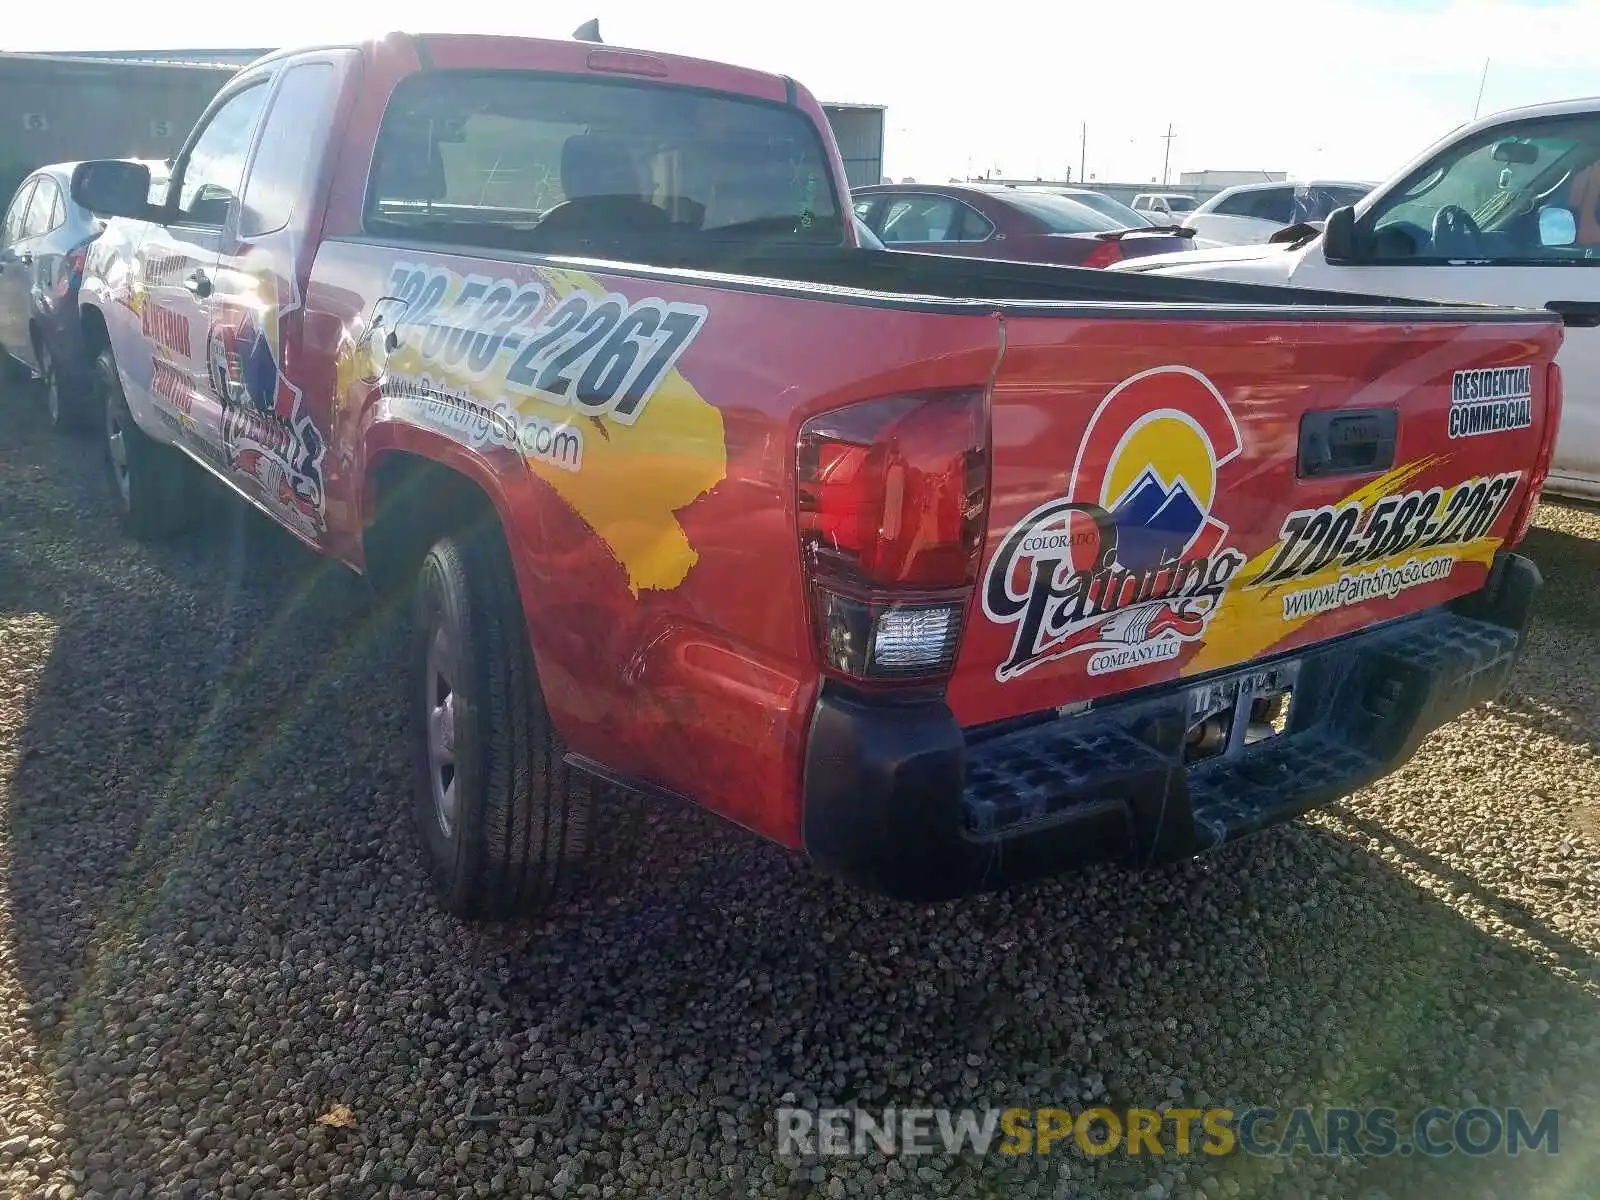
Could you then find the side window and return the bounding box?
[1245,187,1294,223]
[1211,191,1256,216]
[879,196,962,243]
[240,63,339,238]
[176,83,271,228]
[22,179,61,237]
[1368,116,1600,261]
[955,204,995,241]
[3,181,37,247]
[852,198,877,221]
[47,182,65,232]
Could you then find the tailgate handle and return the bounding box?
[1298,408,1397,479]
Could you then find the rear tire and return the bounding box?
[410,522,592,919]
[41,342,94,432]
[97,345,196,539]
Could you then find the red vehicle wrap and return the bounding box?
[67,31,1562,913]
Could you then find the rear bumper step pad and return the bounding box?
[802,550,1539,901]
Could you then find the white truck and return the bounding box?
[1112,98,1600,500]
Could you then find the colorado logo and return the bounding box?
[983,365,1247,681]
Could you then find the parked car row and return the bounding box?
[851,182,1194,268]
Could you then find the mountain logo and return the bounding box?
[984,366,1246,682]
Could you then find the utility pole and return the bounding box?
[1080,122,1087,187]
[1160,123,1176,186]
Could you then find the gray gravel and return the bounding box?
[1,377,1598,1200]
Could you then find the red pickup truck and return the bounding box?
[66,32,1561,919]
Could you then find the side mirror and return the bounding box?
[70,159,162,222]
[1538,205,1577,247]
[1322,205,1359,263]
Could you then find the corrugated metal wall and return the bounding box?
[823,107,885,189]
[0,57,229,197]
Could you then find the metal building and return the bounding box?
[820,103,886,188]
[0,52,237,200]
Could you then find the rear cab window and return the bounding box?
[364,70,845,261]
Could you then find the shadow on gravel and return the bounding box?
[1520,521,1600,636]
[1488,521,1600,755]
[2,378,1597,1200]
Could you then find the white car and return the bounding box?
[1111,97,1600,500]
[1130,192,1198,221]
[1183,180,1374,246]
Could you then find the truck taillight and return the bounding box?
[1507,362,1563,548]
[797,389,989,685]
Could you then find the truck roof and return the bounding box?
[241,31,795,106]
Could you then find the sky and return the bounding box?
[8,0,1600,187]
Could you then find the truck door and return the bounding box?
[207,58,345,546]
[131,82,271,463]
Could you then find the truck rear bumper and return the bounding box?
[801,551,1540,902]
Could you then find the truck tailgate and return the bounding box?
[947,312,1560,728]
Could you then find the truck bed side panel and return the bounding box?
[304,238,1003,845]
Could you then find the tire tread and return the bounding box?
[414,520,591,919]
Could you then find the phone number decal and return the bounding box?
[384,262,707,425]
[1251,470,1522,589]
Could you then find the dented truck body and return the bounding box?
[70,32,1561,914]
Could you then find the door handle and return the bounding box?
[1545,300,1600,328]
[1299,408,1398,479]
[184,269,213,298]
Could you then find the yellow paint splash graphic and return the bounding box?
[1188,457,1503,674]
[380,265,726,594]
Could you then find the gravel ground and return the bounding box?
[1,375,1598,1200]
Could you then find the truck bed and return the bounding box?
[361,238,1539,320]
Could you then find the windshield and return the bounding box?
[1367,119,1600,260]
[365,70,844,256]
[1163,195,1198,213]
[1001,190,1125,234]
